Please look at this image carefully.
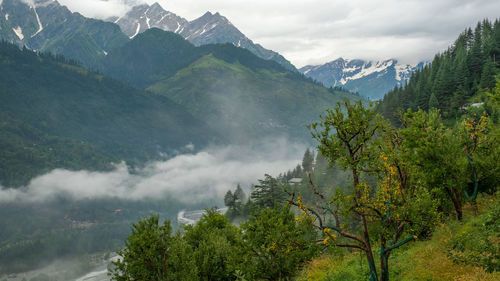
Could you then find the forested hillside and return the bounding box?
[101,29,358,142]
[378,19,500,122]
[0,41,219,186]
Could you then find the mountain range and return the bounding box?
[0,0,419,98]
[108,2,296,71]
[0,1,361,186]
[300,58,426,100]
[98,28,357,143]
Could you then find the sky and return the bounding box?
[55,0,500,67]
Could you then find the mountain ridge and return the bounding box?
[108,2,297,71]
[300,57,425,100]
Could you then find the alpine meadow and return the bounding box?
[0,0,499,280]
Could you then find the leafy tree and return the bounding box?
[400,109,467,220]
[240,206,319,280]
[183,210,243,281]
[110,215,197,281]
[296,100,437,281]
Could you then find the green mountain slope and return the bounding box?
[100,29,360,142]
[148,54,356,141]
[0,42,219,186]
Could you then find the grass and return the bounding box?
[296,193,500,281]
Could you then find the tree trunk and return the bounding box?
[362,214,378,281]
[366,248,379,281]
[380,246,390,281]
[446,187,463,220]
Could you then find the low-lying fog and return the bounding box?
[0,138,305,204]
[0,138,307,279]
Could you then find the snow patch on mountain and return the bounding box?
[131,22,140,38]
[347,60,394,83]
[300,58,423,100]
[31,5,43,37]
[13,26,24,40]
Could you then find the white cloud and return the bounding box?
[57,0,135,19]
[0,139,305,203]
[51,0,500,66]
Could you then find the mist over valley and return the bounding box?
[1,1,499,280]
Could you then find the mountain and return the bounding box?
[0,41,219,186]
[299,58,425,100]
[99,28,359,142]
[109,2,296,71]
[109,3,188,38]
[0,0,129,66]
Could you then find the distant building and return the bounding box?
[288,178,303,185]
[460,102,484,113]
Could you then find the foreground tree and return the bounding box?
[240,206,319,281]
[110,215,197,281]
[400,109,467,220]
[293,99,437,281]
[183,210,243,281]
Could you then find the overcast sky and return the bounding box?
[56,0,500,67]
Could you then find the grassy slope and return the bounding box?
[148,54,357,142]
[297,194,500,281]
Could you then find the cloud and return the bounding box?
[0,139,305,203]
[51,0,500,66]
[56,0,136,19]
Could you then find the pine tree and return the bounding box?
[302,148,315,172]
[480,58,498,89]
[234,184,246,203]
[224,190,235,208]
[428,92,439,109]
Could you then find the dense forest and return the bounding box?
[378,19,500,123]
[110,20,500,281]
[0,40,220,186]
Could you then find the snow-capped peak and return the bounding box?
[299,58,424,100]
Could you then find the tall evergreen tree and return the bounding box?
[428,92,439,109]
[302,148,315,172]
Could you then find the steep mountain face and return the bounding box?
[299,58,425,100]
[110,3,188,39]
[0,41,219,186]
[108,2,296,71]
[0,0,128,66]
[99,28,358,143]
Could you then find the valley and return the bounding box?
[0,1,499,280]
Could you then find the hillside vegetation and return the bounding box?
[379,19,500,123]
[297,194,500,281]
[0,41,218,186]
[101,28,358,142]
